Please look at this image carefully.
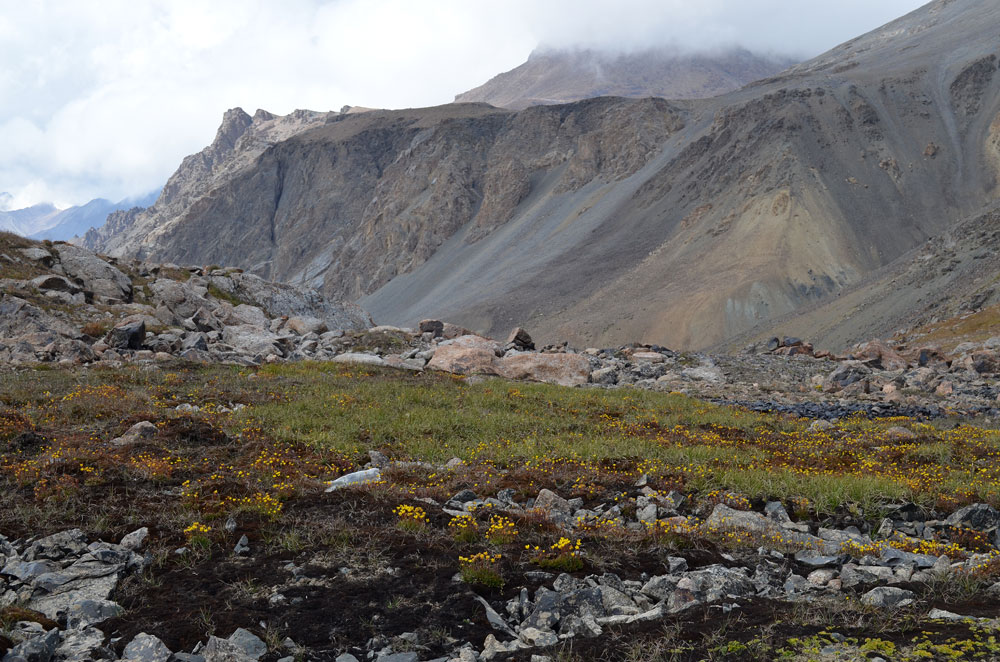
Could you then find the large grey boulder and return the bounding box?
[426,344,500,376]
[499,353,592,387]
[666,565,754,613]
[522,589,562,631]
[533,489,572,522]
[705,504,830,551]
[110,422,158,447]
[54,627,107,662]
[121,634,171,662]
[226,304,269,329]
[181,332,209,352]
[3,629,60,662]
[332,353,385,367]
[285,316,328,335]
[0,296,78,340]
[27,544,143,619]
[221,325,281,357]
[861,586,916,608]
[23,530,89,561]
[18,247,54,266]
[51,244,132,302]
[946,503,1000,531]
[201,636,254,662]
[325,468,381,491]
[119,528,149,551]
[30,275,81,295]
[148,279,208,320]
[105,320,145,350]
[224,629,266,661]
[65,599,122,629]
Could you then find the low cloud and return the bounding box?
[0,0,926,208]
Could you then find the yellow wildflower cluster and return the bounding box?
[576,517,623,536]
[459,551,501,566]
[129,452,184,480]
[646,517,700,539]
[529,537,584,571]
[705,490,752,511]
[393,504,428,531]
[223,492,283,518]
[887,534,967,559]
[458,551,504,587]
[485,515,518,543]
[448,514,479,542]
[840,540,885,558]
[184,521,211,537]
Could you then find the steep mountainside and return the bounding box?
[455,47,796,109]
[87,0,1000,350]
[82,108,338,254]
[719,200,1000,352]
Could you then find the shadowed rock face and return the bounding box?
[82,108,339,256]
[86,0,1000,350]
[453,47,797,110]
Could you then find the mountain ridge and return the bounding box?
[454,47,797,109]
[84,0,1000,351]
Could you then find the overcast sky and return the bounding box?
[1,0,927,209]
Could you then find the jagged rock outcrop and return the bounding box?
[0,238,371,367]
[454,47,796,110]
[86,0,1000,351]
[83,108,338,258]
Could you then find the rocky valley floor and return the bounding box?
[7,235,1000,660]
[5,361,1000,662]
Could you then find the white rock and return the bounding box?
[325,468,382,491]
[332,352,385,366]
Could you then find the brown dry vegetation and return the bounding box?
[4,363,1000,659]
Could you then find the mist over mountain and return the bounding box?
[455,47,797,109]
[84,0,1000,351]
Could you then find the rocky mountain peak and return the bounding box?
[83,106,337,258]
[455,46,797,109]
[251,108,276,123]
[214,107,254,152]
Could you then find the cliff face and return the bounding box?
[83,108,338,256]
[99,99,686,302]
[86,0,1000,350]
[454,47,796,109]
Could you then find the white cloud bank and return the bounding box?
[0,0,927,208]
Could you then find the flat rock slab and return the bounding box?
[499,353,592,387]
[427,345,500,375]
